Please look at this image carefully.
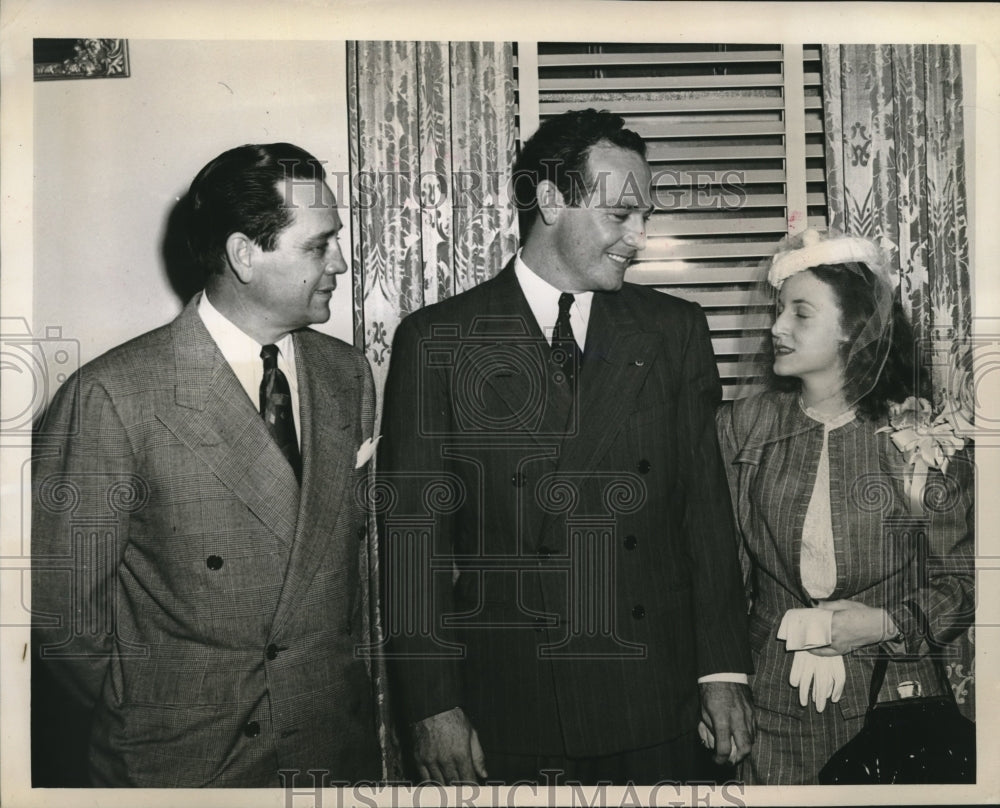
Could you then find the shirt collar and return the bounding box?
[197,291,296,372]
[514,250,592,346]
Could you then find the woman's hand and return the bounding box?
[808,599,898,656]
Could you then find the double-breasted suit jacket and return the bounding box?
[379,264,751,758]
[32,297,381,786]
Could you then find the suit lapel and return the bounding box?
[733,395,816,604]
[556,291,658,473]
[155,300,300,545]
[531,291,658,547]
[478,265,576,440]
[269,330,360,635]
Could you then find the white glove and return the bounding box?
[777,607,833,650]
[789,650,845,712]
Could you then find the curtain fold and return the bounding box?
[347,40,518,779]
[822,44,974,719]
[349,41,518,399]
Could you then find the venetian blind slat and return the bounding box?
[539,73,820,92]
[537,48,820,67]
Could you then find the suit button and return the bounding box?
[243,720,261,738]
[265,644,279,661]
[511,473,527,488]
[637,459,651,474]
[206,555,223,570]
[632,604,646,620]
[538,545,554,558]
[533,617,546,633]
[624,535,638,550]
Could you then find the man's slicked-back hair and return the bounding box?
[186,143,326,276]
[511,108,646,242]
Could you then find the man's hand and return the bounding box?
[808,599,895,656]
[698,681,754,766]
[410,706,487,784]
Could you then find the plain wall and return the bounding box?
[33,39,354,387]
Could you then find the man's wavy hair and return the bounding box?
[511,108,646,242]
[185,143,326,276]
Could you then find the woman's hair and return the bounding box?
[770,262,927,420]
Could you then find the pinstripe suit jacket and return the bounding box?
[378,264,752,759]
[32,296,380,787]
[716,392,974,722]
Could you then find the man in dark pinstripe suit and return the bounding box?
[31,144,381,786]
[379,110,754,785]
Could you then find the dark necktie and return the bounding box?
[552,292,583,382]
[259,344,302,483]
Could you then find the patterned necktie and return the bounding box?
[552,292,583,382]
[259,344,302,483]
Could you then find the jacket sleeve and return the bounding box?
[715,401,755,606]
[32,371,137,709]
[377,314,464,724]
[885,445,976,656]
[675,307,753,677]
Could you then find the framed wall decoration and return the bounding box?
[33,38,129,80]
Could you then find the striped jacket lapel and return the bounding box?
[555,291,659,474]
[477,264,577,441]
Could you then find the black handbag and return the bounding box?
[818,633,975,784]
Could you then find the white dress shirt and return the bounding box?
[514,252,591,349]
[197,292,301,447]
[512,253,747,688]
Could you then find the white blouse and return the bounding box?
[799,402,856,599]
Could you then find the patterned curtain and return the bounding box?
[348,40,518,401]
[347,40,518,778]
[822,45,975,718]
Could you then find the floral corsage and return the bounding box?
[877,396,967,514]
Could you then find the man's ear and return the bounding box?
[536,180,566,226]
[225,232,255,284]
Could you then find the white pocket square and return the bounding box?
[355,435,381,468]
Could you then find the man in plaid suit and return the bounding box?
[31,143,380,787]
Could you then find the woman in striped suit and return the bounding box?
[714,229,974,784]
